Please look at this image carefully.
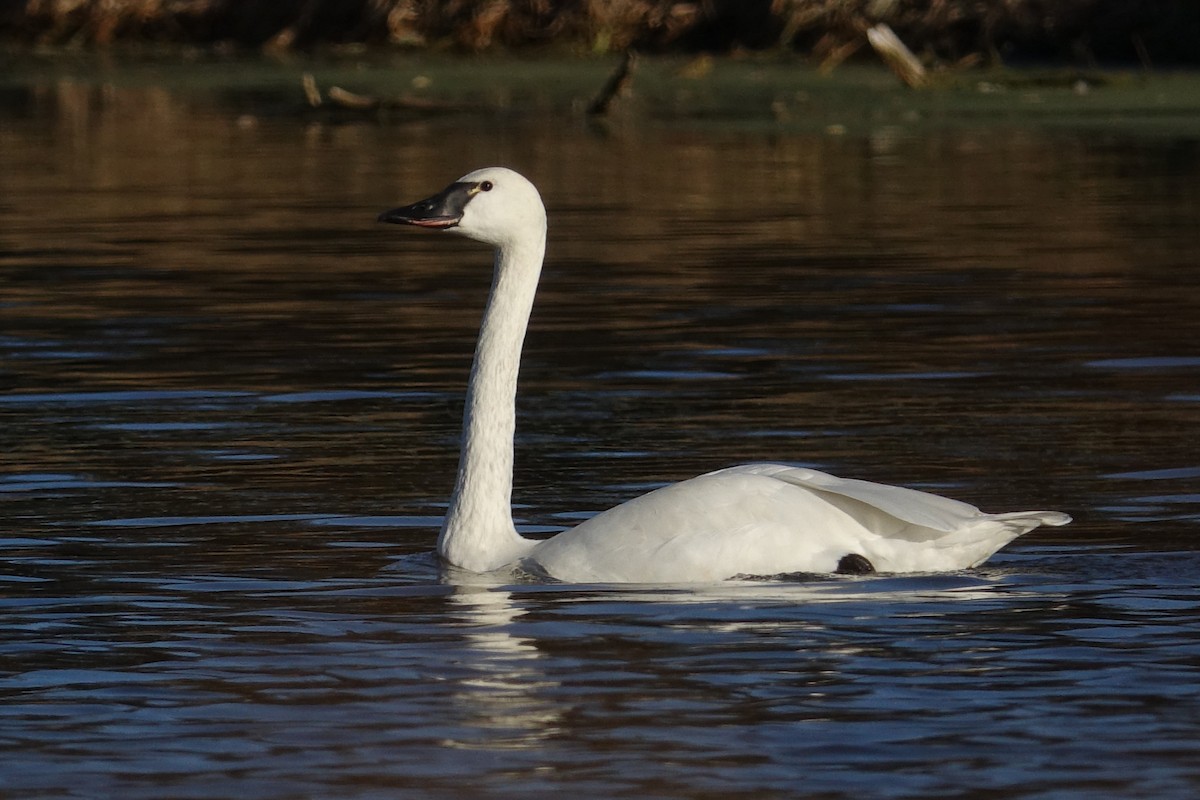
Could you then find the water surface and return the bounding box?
[2,59,1199,799]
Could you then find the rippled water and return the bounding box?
[2,61,1200,798]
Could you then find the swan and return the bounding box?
[378,167,1070,582]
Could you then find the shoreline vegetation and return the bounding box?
[2,1,1198,70]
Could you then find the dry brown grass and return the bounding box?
[1,1,1195,65]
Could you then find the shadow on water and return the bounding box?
[2,57,1200,798]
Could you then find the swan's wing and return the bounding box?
[711,464,1071,536]
[703,464,1070,573]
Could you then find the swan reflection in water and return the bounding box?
[431,555,1032,751]
[440,568,563,751]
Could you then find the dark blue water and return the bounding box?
[2,65,1199,799]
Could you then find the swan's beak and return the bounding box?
[377,181,476,230]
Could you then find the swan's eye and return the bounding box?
[479,180,494,192]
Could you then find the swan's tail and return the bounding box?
[988,510,1072,532]
[932,509,1072,570]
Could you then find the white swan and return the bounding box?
[378,167,1070,583]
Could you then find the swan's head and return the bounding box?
[378,167,546,248]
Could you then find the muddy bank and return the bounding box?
[2,1,1197,66]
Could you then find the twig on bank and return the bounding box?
[586,49,638,117]
[327,86,380,111]
[867,24,927,87]
[1132,33,1153,71]
[302,73,322,107]
[817,36,866,75]
[300,74,470,115]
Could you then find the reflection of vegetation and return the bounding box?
[2,1,1197,65]
[4,68,1197,535]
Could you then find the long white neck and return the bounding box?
[438,230,546,572]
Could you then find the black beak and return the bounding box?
[378,181,477,230]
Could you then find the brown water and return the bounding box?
[2,58,1200,799]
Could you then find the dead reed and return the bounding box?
[1,1,1194,66]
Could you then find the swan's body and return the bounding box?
[379,167,1070,582]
